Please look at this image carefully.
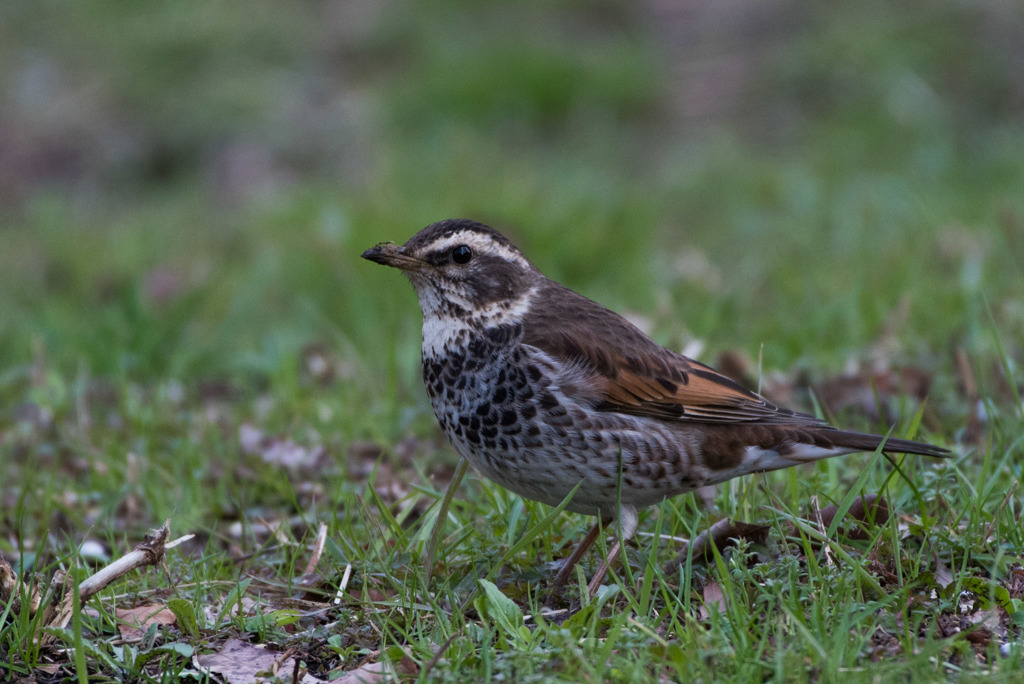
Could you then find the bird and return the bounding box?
[362,218,950,596]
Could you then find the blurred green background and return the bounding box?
[2,0,1022,445]
[2,6,1022,676]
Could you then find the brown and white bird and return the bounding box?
[362,219,949,594]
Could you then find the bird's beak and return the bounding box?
[361,242,427,272]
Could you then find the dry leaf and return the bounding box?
[239,424,325,471]
[332,661,394,684]
[933,558,954,590]
[817,366,931,424]
[713,349,795,407]
[816,494,890,541]
[668,518,770,569]
[194,638,325,684]
[698,581,727,620]
[116,603,177,642]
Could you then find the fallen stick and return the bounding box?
[37,521,193,646]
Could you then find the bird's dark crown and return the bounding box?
[403,219,521,256]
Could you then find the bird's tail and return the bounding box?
[698,424,950,474]
[824,430,950,459]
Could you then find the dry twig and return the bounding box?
[31,521,192,646]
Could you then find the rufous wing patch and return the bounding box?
[597,358,796,423]
[521,281,825,427]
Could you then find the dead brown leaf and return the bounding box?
[332,661,393,684]
[239,424,326,471]
[965,607,1002,634]
[816,494,890,541]
[713,349,796,407]
[933,556,955,590]
[817,366,931,424]
[195,638,326,684]
[868,627,904,660]
[197,378,244,402]
[714,349,758,392]
[346,441,411,504]
[698,581,727,620]
[115,604,177,642]
[667,518,770,570]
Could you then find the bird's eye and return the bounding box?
[451,245,473,264]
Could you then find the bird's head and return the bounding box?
[362,219,539,320]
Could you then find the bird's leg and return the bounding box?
[548,517,609,599]
[586,505,638,596]
[549,505,640,600]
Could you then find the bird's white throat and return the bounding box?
[419,285,537,358]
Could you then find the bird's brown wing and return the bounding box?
[522,283,826,426]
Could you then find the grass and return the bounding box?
[2,0,1023,681]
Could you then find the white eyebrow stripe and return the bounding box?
[421,232,531,269]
